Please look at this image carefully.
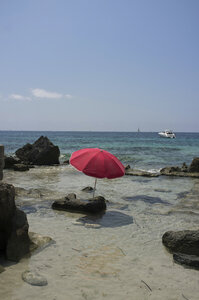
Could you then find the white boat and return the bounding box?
[158,130,176,138]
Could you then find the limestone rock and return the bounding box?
[82,186,94,192]
[13,163,29,172]
[189,157,199,172]
[173,253,199,270]
[0,182,30,262]
[15,136,60,165]
[125,168,159,177]
[6,208,30,262]
[162,230,199,256]
[29,232,53,253]
[52,193,106,214]
[22,270,48,286]
[4,155,20,169]
[0,265,5,273]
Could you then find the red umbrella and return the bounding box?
[70,148,125,197]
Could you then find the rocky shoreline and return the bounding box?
[1,137,199,272]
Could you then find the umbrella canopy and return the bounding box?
[70,148,125,179]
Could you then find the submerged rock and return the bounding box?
[15,136,60,165]
[22,270,48,286]
[52,193,106,214]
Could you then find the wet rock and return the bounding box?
[162,230,199,255]
[125,164,131,170]
[189,157,199,172]
[13,163,29,172]
[63,159,70,164]
[29,232,53,253]
[181,162,188,172]
[160,159,199,178]
[0,182,30,262]
[160,166,181,174]
[125,168,159,177]
[6,208,30,262]
[4,155,20,169]
[15,136,60,165]
[0,145,4,180]
[173,253,199,270]
[22,270,48,286]
[0,183,16,250]
[0,265,5,273]
[52,194,106,214]
[82,186,94,192]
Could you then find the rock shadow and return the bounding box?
[76,210,133,228]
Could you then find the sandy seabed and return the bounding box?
[1,165,199,300]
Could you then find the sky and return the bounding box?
[0,0,199,132]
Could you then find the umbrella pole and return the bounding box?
[93,178,97,198]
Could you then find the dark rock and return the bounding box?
[181,162,188,172]
[82,186,94,192]
[6,208,30,261]
[189,157,199,173]
[173,253,199,270]
[125,168,159,177]
[0,183,16,250]
[0,145,4,180]
[0,182,30,262]
[125,164,131,170]
[160,166,181,174]
[162,230,199,256]
[13,163,29,172]
[4,156,20,169]
[15,136,60,165]
[63,159,70,164]
[0,265,5,273]
[52,194,106,214]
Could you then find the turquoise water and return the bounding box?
[1,131,199,299]
[1,131,199,170]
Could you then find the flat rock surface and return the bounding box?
[125,168,159,177]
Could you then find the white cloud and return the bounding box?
[10,94,31,101]
[31,88,72,99]
[65,94,73,99]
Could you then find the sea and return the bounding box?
[1,130,199,170]
[0,131,199,300]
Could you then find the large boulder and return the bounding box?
[189,157,199,173]
[15,136,60,165]
[52,193,106,214]
[162,230,199,255]
[0,182,30,262]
